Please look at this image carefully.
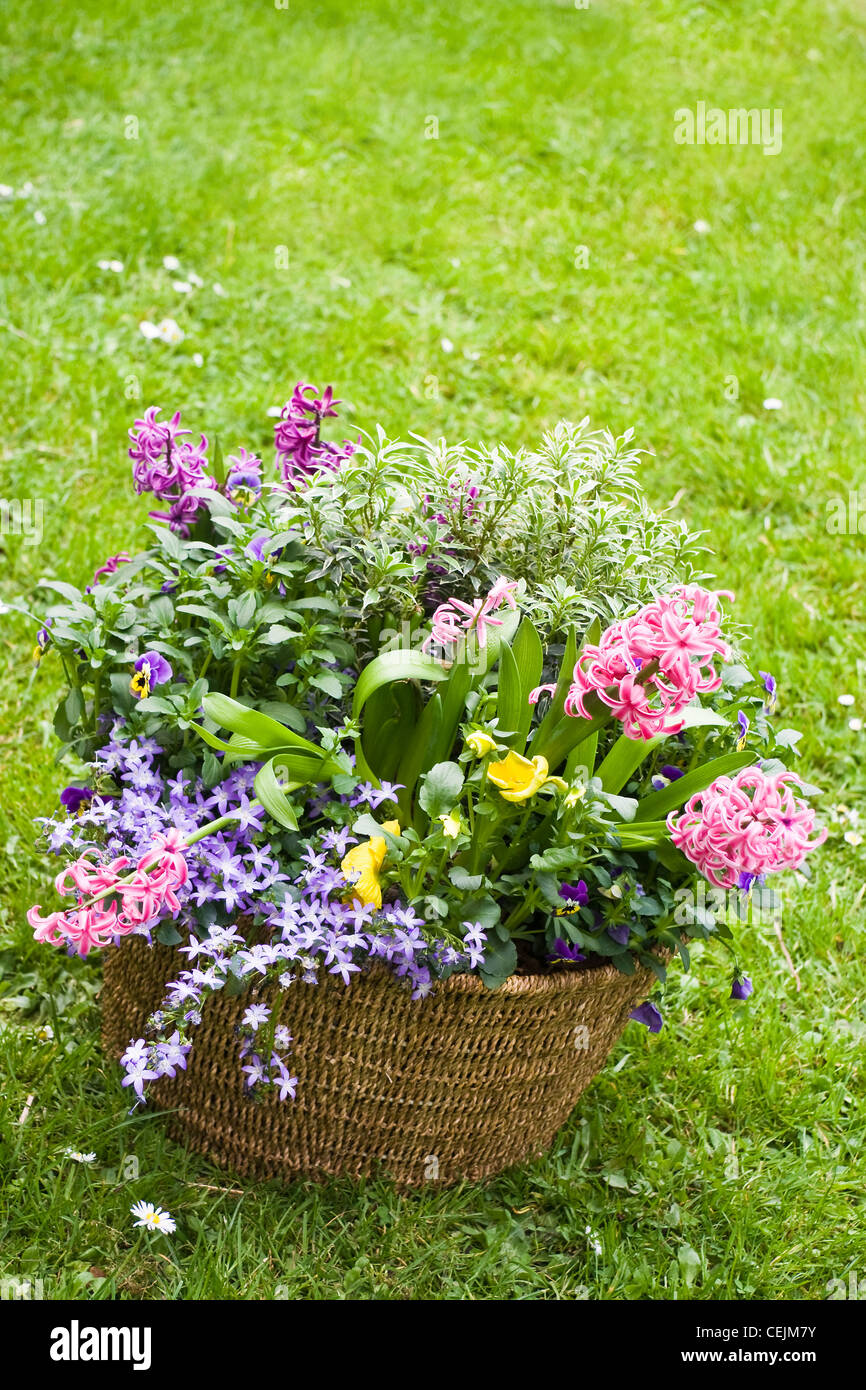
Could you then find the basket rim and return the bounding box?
[427,953,657,998]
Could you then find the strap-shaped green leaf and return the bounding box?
[510,618,544,741]
[351,649,449,720]
[495,640,524,748]
[633,749,755,821]
[597,732,665,793]
[202,692,320,753]
[529,623,578,756]
[254,760,300,831]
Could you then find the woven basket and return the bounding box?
[101,935,657,1187]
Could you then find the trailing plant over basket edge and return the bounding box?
[10,382,827,1106]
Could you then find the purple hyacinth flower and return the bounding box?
[551,938,586,963]
[60,785,93,814]
[559,880,589,906]
[731,975,754,1001]
[629,1001,663,1033]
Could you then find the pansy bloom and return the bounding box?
[131,651,173,699]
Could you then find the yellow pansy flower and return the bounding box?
[439,812,461,839]
[340,820,401,908]
[487,751,567,802]
[465,729,498,758]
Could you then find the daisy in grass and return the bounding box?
[131,1200,177,1234]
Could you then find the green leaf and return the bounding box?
[397,692,444,820]
[418,761,465,818]
[634,750,755,821]
[256,701,307,734]
[253,760,300,831]
[509,618,544,735]
[528,623,579,756]
[202,692,320,753]
[479,936,518,989]
[211,434,226,487]
[260,624,300,645]
[449,866,483,891]
[310,671,344,700]
[495,641,524,749]
[64,687,84,724]
[596,733,663,793]
[352,649,449,720]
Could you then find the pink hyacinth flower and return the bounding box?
[667,766,827,890]
[564,584,734,740]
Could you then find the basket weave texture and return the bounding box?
[101,935,657,1187]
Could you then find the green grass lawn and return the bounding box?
[1,0,864,1300]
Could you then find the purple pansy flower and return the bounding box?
[559,880,589,906]
[60,786,93,815]
[131,651,173,699]
[651,763,685,791]
[759,670,777,711]
[629,1001,663,1033]
[551,938,586,963]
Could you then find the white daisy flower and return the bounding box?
[762,397,783,410]
[693,219,711,234]
[187,271,203,288]
[838,694,855,706]
[0,184,14,198]
[97,259,123,273]
[192,352,204,368]
[212,282,226,296]
[139,319,161,340]
[162,254,182,271]
[33,209,46,225]
[849,718,863,732]
[843,830,863,847]
[156,318,184,345]
[64,1148,96,1163]
[441,337,454,353]
[172,279,193,294]
[36,1023,54,1042]
[131,1200,177,1234]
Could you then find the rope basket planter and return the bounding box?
[101,935,658,1187]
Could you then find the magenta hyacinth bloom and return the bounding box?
[559,584,733,741]
[129,406,214,534]
[92,553,132,584]
[274,381,356,486]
